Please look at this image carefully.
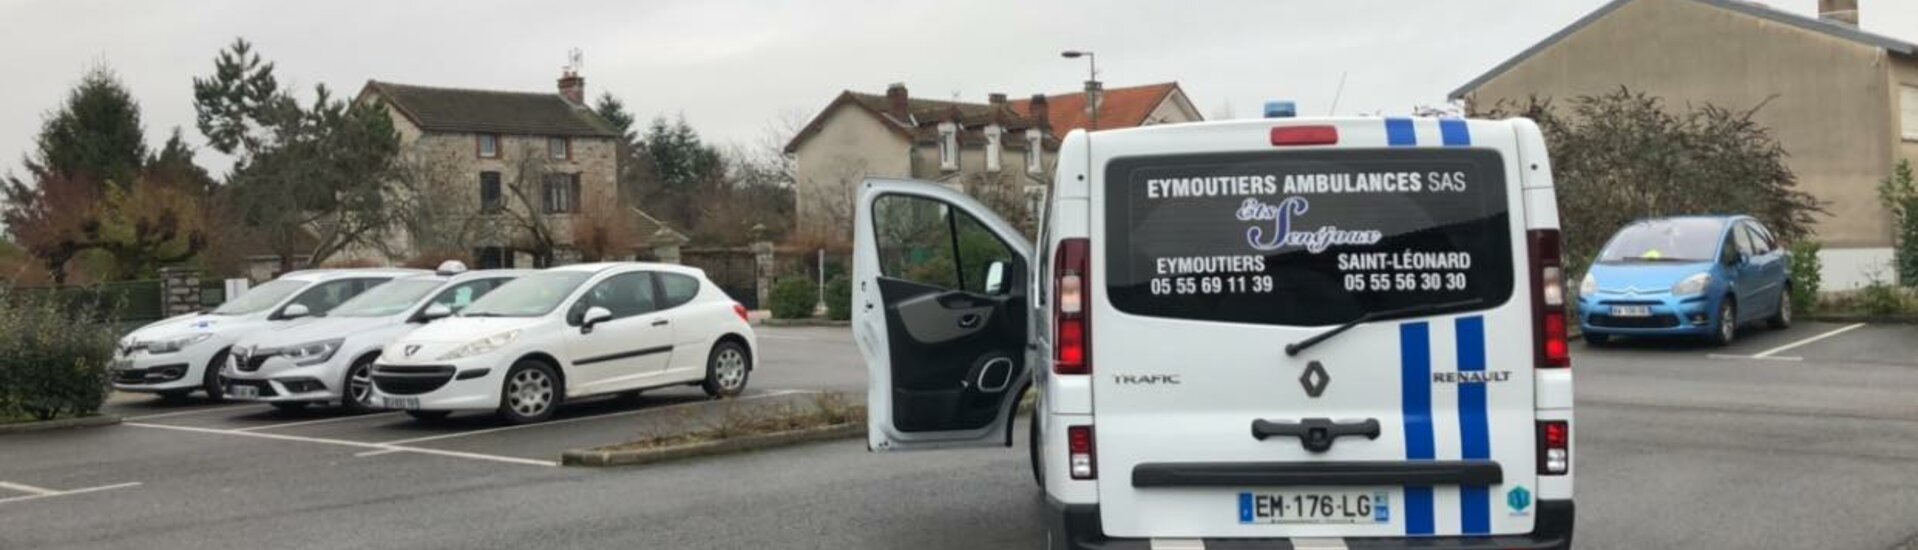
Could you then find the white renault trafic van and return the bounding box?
[853,116,1573,549]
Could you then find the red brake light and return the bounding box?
[1067,425,1096,480]
[1054,238,1091,375]
[1538,420,1570,475]
[1270,125,1339,146]
[1529,229,1570,369]
[732,303,750,323]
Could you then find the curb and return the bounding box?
[0,414,122,435]
[757,318,851,327]
[1806,314,1918,324]
[562,423,865,467]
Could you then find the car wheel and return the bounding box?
[270,402,308,413]
[1768,289,1792,329]
[1029,408,1044,488]
[405,410,452,421]
[497,360,560,424]
[1585,332,1611,346]
[201,349,230,402]
[1709,300,1737,346]
[339,356,378,413]
[701,340,750,399]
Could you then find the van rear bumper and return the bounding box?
[1046,497,1572,550]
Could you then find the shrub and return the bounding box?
[1788,241,1822,315]
[0,289,118,420]
[824,277,853,321]
[1859,280,1907,316]
[1878,160,1918,286]
[768,277,816,319]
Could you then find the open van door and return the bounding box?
[853,178,1033,451]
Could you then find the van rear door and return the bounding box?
[1089,120,1540,538]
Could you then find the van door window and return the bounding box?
[874,195,1015,294]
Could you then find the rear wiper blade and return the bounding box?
[1284,298,1486,357]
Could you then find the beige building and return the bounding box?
[785,82,1200,241]
[1451,0,1918,288]
[356,70,630,268]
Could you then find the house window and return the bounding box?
[477,134,500,158]
[474,246,513,269]
[1026,130,1043,174]
[479,171,502,213]
[938,122,958,171]
[549,137,571,160]
[542,173,581,213]
[1902,85,1918,141]
[985,125,1002,172]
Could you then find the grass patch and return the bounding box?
[594,393,866,452]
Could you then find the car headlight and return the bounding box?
[147,333,214,354]
[1672,273,1712,297]
[1579,275,1598,299]
[437,330,521,361]
[281,338,345,366]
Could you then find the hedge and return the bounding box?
[0,289,118,420]
[825,277,853,321]
[769,278,816,319]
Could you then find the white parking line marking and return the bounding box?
[124,406,238,421]
[0,481,58,496]
[372,389,810,446]
[1751,323,1867,358]
[233,412,400,432]
[0,482,142,505]
[125,422,556,467]
[1706,354,1804,362]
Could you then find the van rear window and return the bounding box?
[1105,149,1514,326]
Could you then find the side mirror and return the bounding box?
[581,306,613,331]
[420,303,454,322]
[280,303,311,320]
[983,261,1008,295]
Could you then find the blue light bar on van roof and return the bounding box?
[1264,101,1298,118]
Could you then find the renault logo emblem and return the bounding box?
[1300,360,1330,398]
[404,345,422,357]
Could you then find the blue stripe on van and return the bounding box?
[1385,118,1417,146]
[1439,118,1472,146]
[1400,322,1435,535]
[1456,316,1492,535]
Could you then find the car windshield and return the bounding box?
[210,279,307,315]
[458,271,591,317]
[326,279,443,317]
[1598,218,1726,263]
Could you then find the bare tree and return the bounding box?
[387,151,503,261]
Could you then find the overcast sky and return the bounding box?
[2,0,1914,178]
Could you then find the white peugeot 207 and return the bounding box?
[112,268,426,401]
[220,264,531,412]
[370,262,757,423]
[853,115,1574,548]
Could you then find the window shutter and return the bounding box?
[1903,85,1918,141]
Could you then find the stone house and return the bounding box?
[355,69,633,268]
[1450,0,1918,288]
[785,81,1200,241]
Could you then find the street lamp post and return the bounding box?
[1061,50,1098,131]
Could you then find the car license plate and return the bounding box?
[383,396,420,410]
[1239,491,1389,524]
[227,384,260,400]
[1611,305,1652,317]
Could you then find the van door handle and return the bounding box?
[651,319,670,327]
[958,313,982,329]
[1252,418,1381,453]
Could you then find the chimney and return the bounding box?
[1819,0,1858,26]
[1084,80,1104,129]
[886,83,910,121]
[558,69,585,105]
[1029,94,1050,131]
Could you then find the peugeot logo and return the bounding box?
[404,344,422,357]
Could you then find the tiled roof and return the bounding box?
[1010,82,1182,141]
[785,90,1056,153]
[361,80,620,138]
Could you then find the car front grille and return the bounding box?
[114,364,189,385]
[233,349,278,372]
[1589,313,1681,329]
[371,365,457,396]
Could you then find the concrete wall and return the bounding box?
[792,106,912,240]
[1463,0,1898,251]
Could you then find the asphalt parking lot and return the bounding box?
[4,322,1917,549]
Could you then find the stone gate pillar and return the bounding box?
[158,266,203,316]
[750,224,774,310]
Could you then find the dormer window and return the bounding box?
[938,122,958,171]
[985,125,1003,172]
[1026,129,1043,174]
[477,134,500,158]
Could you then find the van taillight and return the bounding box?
[1055,238,1090,375]
[1067,425,1097,480]
[1538,420,1570,475]
[1529,229,1570,369]
[1270,125,1339,146]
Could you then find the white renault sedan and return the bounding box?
[369,263,756,423]
[221,265,530,412]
